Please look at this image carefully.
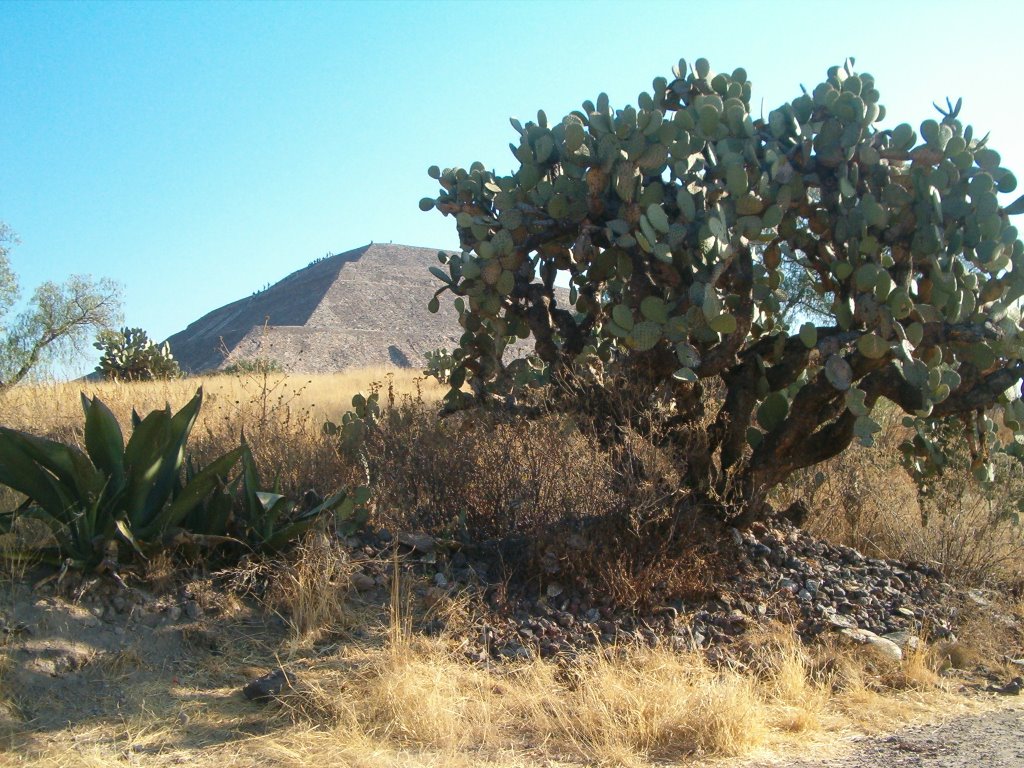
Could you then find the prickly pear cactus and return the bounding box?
[423,57,1024,518]
[94,327,180,381]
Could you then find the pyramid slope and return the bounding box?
[165,243,465,374]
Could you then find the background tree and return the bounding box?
[94,326,180,381]
[0,223,122,392]
[777,253,832,329]
[422,58,1024,524]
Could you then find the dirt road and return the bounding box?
[747,699,1024,767]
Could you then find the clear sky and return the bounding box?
[2,0,1023,374]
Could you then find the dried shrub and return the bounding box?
[363,405,616,540]
[779,402,1024,589]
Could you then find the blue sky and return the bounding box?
[2,0,1023,374]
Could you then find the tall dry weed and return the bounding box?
[265,531,358,643]
[780,401,1024,589]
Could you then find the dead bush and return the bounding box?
[779,402,1024,589]
[363,405,616,540]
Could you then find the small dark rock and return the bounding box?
[243,668,293,703]
[996,677,1023,696]
[397,531,436,554]
[351,572,376,592]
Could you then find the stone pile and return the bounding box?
[348,518,968,662]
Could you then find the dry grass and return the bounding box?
[0,526,1000,768]
[0,367,442,502]
[0,371,1018,766]
[778,403,1024,589]
[0,618,982,768]
[0,367,443,435]
[265,532,360,645]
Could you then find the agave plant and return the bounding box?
[236,442,370,552]
[0,388,241,568]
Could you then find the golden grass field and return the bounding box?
[0,367,446,504]
[0,366,446,435]
[0,368,1021,767]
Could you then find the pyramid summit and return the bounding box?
[165,243,465,374]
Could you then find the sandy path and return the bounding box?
[743,699,1024,767]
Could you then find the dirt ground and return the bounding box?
[737,699,1024,767]
[1,574,1022,768]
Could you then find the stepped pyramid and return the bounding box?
[165,243,466,374]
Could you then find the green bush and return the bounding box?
[221,357,283,376]
[0,389,237,568]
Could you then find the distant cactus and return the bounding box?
[94,327,180,381]
[423,57,1024,525]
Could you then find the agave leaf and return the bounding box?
[183,475,239,536]
[122,407,172,516]
[140,446,242,540]
[259,515,322,553]
[115,518,148,560]
[294,490,351,522]
[0,428,104,523]
[56,489,112,566]
[240,442,261,521]
[13,428,102,501]
[254,491,291,535]
[0,429,79,518]
[140,389,203,527]
[82,394,125,490]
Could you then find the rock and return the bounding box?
[166,605,182,622]
[882,630,920,652]
[498,644,532,661]
[433,572,448,588]
[966,589,991,606]
[242,668,293,703]
[546,583,564,599]
[751,543,772,559]
[778,578,798,593]
[539,641,560,658]
[351,572,376,592]
[839,627,903,662]
[396,531,436,554]
[998,677,1022,695]
[985,677,1023,695]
